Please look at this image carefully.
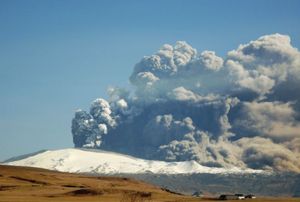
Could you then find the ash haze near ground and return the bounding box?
[72,34,300,173]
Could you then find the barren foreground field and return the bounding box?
[0,165,299,202]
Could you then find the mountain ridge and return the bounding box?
[3,149,300,197]
[3,148,264,175]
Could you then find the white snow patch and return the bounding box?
[5,148,265,174]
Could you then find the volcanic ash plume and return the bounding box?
[72,34,300,172]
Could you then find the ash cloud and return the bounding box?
[72,34,300,173]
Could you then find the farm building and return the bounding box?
[219,193,256,200]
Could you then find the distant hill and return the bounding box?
[3,148,262,174]
[2,150,47,163]
[125,172,300,197]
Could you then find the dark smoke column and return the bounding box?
[71,34,300,173]
[71,98,115,148]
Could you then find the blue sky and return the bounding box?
[0,0,300,161]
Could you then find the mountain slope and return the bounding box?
[0,165,202,202]
[4,148,263,174]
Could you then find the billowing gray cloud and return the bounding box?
[227,60,275,95]
[72,34,300,173]
[90,98,116,128]
[236,137,300,173]
[196,50,224,71]
[168,86,220,103]
[227,34,300,96]
[233,101,300,142]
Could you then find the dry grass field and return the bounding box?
[0,165,299,202]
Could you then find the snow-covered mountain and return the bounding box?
[4,148,264,174]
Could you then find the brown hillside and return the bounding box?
[0,165,200,202]
[0,165,299,202]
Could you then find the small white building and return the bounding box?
[219,194,246,200]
